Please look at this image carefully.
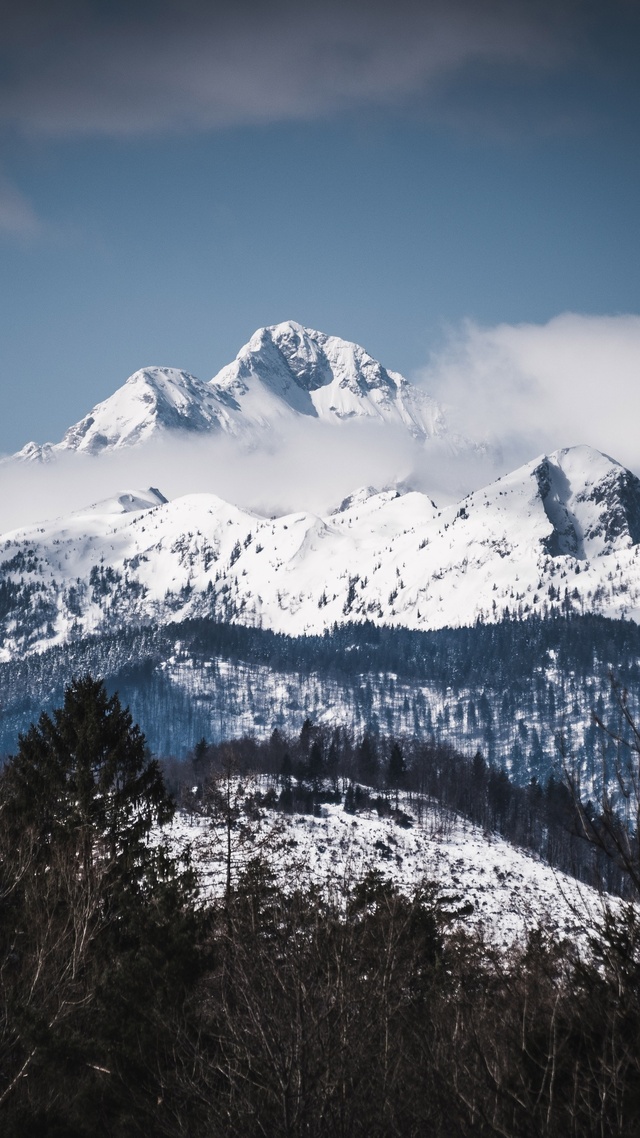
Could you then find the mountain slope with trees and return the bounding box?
[0,614,638,791]
[1,679,640,1136]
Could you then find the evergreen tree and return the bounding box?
[344,783,357,814]
[387,742,406,809]
[308,739,324,786]
[357,732,379,787]
[192,735,209,792]
[0,677,198,1134]
[2,674,173,884]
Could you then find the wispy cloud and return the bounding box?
[0,0,605,138]
[0,173,42,238]
[418,313,640,477]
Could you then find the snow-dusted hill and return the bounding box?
[13,321,447,460]
[167,790,609,949]
[1,444,639,659]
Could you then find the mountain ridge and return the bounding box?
[1,443,639,661]
[13,321,448,461]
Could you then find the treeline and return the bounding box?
[1,680,640,1136]
[180,610,640,688]
[164,721,630,897]
[4,611,640,692]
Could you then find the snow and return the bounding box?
[164,789,612,950]
[56,367,235,454]
[1,444,639,659]
[211,321,446,439]
[71,487,168,517]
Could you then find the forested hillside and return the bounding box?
[1,614,639,790]
[1,679,640,1136]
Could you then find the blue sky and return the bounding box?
[1,0,640,455]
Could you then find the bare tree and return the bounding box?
[201,745,287,909]
[0,817,111,1112]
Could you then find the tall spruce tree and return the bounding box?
[2,675,173,884]
[0,677,198,1135]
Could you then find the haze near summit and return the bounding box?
[1,0,639,506]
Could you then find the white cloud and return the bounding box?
[418,313,640,477]
[0,418,423,533]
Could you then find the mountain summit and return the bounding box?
[15,367,235,460]
[14,322,446,460]
[210,321,445,438]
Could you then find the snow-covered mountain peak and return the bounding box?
[332,486,394,514]
[12,440,55,464]
[329,485,438,534]
[211,321,446,438]
[552,443,622,479]
[530,445,640,558]
[243,321,332,393]
[11,322,449,461]
[57,366,232,455]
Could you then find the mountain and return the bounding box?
[210,321,445,438]
[14,368,236,460]
[1,444,639,661]
[13,321,447,460]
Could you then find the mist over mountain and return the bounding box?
[2,441,639,665]
[2,318,639,785]
[2,320,639,648]
[0,321,506,534]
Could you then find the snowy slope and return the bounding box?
[12,322,447,460]
[1,445,640,659]
[15,368,239,459]
[167,790,609,950]
[71,486,168,515]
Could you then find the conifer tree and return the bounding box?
[357,732,379,787]
[0,677,197,1132]
[387,742,406,809]
[2,675,173,887]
